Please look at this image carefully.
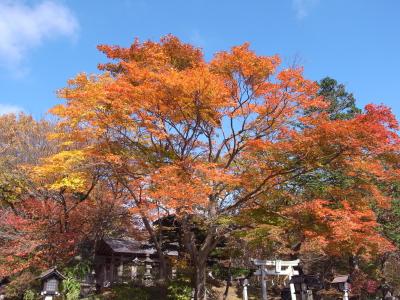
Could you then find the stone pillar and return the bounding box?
[306,290,313,300]
[261,267,267,300]
[289,282,296,300]
[288,267,296,300]
[343,289,349,300]
[242,279,249,300]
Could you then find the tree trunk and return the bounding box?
[349,255,359,272]
[194,260,207,300]
[157,250,168,281]
[222,263,232,300]
[182,217,219,300]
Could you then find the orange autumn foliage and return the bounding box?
[49,36,399,295]
[285,200,396,260]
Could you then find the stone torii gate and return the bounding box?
[252,259,300,300]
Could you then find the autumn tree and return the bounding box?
[0,113,54,210]
[0,114,59,281]
[0,114,56,281]
[51,35,400,299]
[0,114,135,297]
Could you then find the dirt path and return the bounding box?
[213,284,242,300]
[213,284,282,300]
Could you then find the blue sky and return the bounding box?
[0,0,399,119]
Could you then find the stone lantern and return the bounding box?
[131,257,141,281]
[39,267,66,300]
[143,253,154,286]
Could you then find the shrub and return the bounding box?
[61,276,81,300]
[23,289,37,300]
[109,284,150,300]
[167,278,192,300]
[61,261,91,300]
[5,272,38,299]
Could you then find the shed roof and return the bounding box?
[39,267,66,280]
[103,238,155,254]
[331,275,349,283]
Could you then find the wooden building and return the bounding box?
[93,238,177,286]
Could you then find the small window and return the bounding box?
[45,278,58,292]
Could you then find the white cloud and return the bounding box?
[0,0,79,72]
[0,103,24,115]
[292,0,319,19]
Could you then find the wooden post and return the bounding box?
[261,267,267,300]
[110,253,115,283]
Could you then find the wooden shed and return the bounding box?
[93,238,177,286]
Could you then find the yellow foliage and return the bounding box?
[34,150,87,191]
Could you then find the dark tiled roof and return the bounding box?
[103,238,155,254]
[39,267,66,280]
[332,275,349,283]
